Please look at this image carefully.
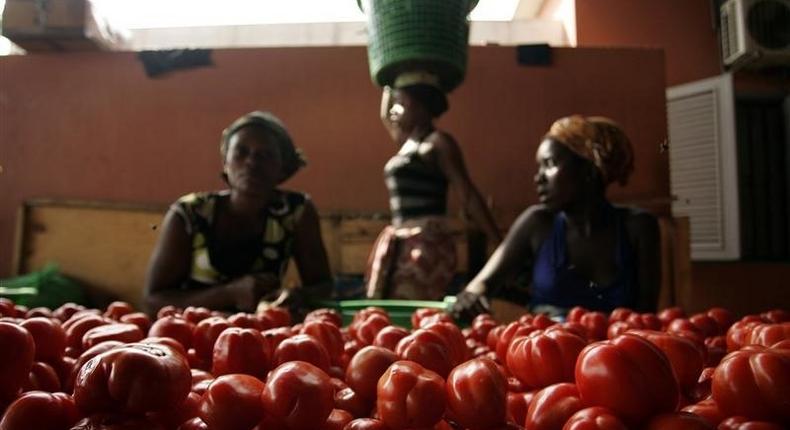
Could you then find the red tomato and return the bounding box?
[103,302,135,321]
[177,417,208,430]
[0,322,35,402]
[65,315,110,351]
[355,314,391,345]
[704,336,727,367]
[261,327,292,352]
[211,327,271,378]
[272,333,331,371]
[325,409,354,430]
[261,361,334,430]
[147,391,200,429]
[575,334,679,425]
[140,337,188,358]
[19,317,67,363]
[658,307,686,328]
[81,324,144,350]
[395,329,453,378]
[667,318,705,344]
[148,316,195,350]
[506,390,535,426]
[190,368,213,392]
[0,298,15,317]
[682,398,725,427]
[301,319,345,365]
[334,386,371,418]
[562,406,627,430]
[524,383,583,430]
[227,312,265,330]
[69,413,167,429]
[607,321,637,339]
[182,306,212,324]
[52,303,85,322]
[424,321,471,366]
[412,308,444,329]
[609,307,634,323]
[74,343,191,415]
[727,320,762,352]
[579,312,608,341]
[191,316,231,363]
[470,314,497,343]
[198,374,265,430]
[507,329,587,389]
[690,366,716,402]
[567,306,589,323]
[645,412,714,429]
[446,358,507,429]
[373,325,409,351]
[690,314,721,337]
[627,330,706,395]
[346,346,398,402]
[257,306,291,328]
[712,348,790,423]
[25,307,53,318]
[0,391,79,430]
[305,308,343,327]
[377,360,446,430]
[718,416,786,430]
[22,361,61,393]
[118,313,151,334]
[761,309,790,324]
[707,308,735,333]
[156,305,181,320]
[748,323,790,348]
[496,322,538,363]
[344,418,389,430]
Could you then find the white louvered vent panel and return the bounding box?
[668,90,724,247]
[667,74,740,260]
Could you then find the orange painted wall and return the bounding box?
[0,46,670,278]
[575,0,722,86]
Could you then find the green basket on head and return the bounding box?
[358,0,479,92]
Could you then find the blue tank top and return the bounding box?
[531,204,637,313]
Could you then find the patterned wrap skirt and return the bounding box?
[365,217,457,301]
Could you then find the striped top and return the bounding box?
[171,190,306,286]
[384,146,448,222]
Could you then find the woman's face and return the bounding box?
[224,126,283,195]
[534,138,588,211]
[387,89,421,133]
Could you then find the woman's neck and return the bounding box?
[407,123,434,143]
[227,188,274,218]
[563,194,609,237]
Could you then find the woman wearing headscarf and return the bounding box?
[145,111,332,315]
[453,115,661,318]
[366,71,502,301]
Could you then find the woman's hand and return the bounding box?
[451,287,491,321]
[227,274,280,312]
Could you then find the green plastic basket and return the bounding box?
[320,296,457,327]
[358,0,479,92]
[0,265,88,309]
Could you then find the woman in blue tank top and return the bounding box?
[452,115,661,318]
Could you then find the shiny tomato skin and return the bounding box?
[19,317,67,363]
[506,329,587,389]
[81,324,144,350]
[645,412,715,429]
[424,321,471,366]
[118,313,151,334]
[344,418,389,430]
[191,316,231,363]
[681,398,725,427]
[305,308,343,327]
[272,333,331,371]
[0,322,35,402]
[103,302,135,321]
[377,360,446,430]
[148,316,195,349]
[580,312,608,341]
[0,391,79,430]
[373,325,410,351]
[575,333,679,425]
[22,361,61,393]
[346,345,398,402]
[301,319,345,365]
[627,329,706,395]
[712,348,790,423]
[395,329,453,378]
[561,406,628,430]
[524,383,584,430]
[718,416,786,430]
[325,409,355,430]
[506,390,535,425]
[198,374,265,430]
[74,343,191,415]
[496,322,538,363]
[748,323,790,348]
[261,361,334,430]
[211,327,270,379]
[446,358,507,429]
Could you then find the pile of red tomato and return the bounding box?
[0,296,788,430]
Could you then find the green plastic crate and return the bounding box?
[358,0,479,92]
[320,296,457,327]
[0,265,88,309]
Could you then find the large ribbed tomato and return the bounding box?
[211,327,270,378]
[0,322,35,402]
[575,333,679,425]
[261,361,334,430]
[525,383,584,430]
[346,346,398,402]
[562,406,627,430]
[506,329,587,389]
[445,358,507,429]
[628,329,706,395]
[377,360,446,430]
[198,374,265,430]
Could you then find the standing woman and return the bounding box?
[366,72,502,301]
[145,111,332,315]
[453,115,661,318]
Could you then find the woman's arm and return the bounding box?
[291,199,333,300]
[432,132,503,244]
[143,208,270,314]
[453,206,547,318]
[628,211,662,312]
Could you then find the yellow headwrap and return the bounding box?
[544,115,635,186]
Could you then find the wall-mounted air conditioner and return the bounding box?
[720,0,790,70]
